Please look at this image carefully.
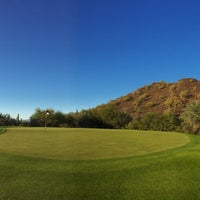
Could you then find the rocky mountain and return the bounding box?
[109,78,200,118]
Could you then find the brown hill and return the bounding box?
[109,78,200,118]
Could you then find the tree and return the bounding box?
[51,111,66,127]
[74,110,101,128]
[65,113,76,127]
[29,106,132,129]
[30,108,54,127]
[16,114,20,126]
[30,108,45,127]
[180,101,200,134]
[96,104,132,129]
[0,113,16,126]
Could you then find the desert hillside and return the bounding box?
[109,78,200,118]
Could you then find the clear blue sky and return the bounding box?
[1,0,200,119]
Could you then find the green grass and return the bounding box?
[0,127,200,200]
[0,128,189,160]
[0,128,6,134]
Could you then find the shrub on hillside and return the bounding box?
[127,113,181,132]
[180,101,200,134]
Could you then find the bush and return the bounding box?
[127,113,181,132]
[180,101,200,134]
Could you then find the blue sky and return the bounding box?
[1,0,200,119]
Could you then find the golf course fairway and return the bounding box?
[0,128,189,160]
[2,128,200,200]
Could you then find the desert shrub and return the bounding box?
[180,101,200,134]
[164,98,173,107]
[127,113,181,131]
[197,93,200,101]
[158,81,167,89]
[137,93,149,104]
[170,84,176,91]
[122,95,132,102]
[145,102,156,108]
[180,90,191,99]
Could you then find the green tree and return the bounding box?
[0,113,16,126]
[51,111,66,127]
[75,110,103,128]
[180,101,200,134]
[65,113,76,127]
[30,108,54,127]
[97,104,132,129]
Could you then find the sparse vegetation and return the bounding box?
[157,80,167,89]
[137,93,149,104]
[112,78,200,118]
[164,98,173,108]
[145,101,156,108]
[180,90,191,99]
[122,94,132,102]
[170,84,176,91]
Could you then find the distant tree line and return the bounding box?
[0,113,29,127]
[30,104,132,129]
[29,100,200,134]
[1,101,200,134]
[0,113,17,126]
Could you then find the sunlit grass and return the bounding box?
[1,128,200,200]
[0,128,189,160]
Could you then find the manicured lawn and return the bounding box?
[0,128,200,200]
[0,128,189,160]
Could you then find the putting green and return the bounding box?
[0,128,189,160]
